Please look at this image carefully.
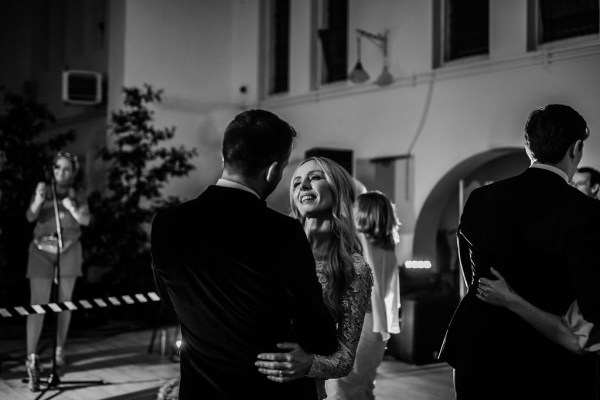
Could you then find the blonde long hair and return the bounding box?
[289,157,362,320]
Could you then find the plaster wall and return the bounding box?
[108,0,600,238]
[108,0,240,200]
[263,53,600,216]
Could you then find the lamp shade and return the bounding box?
[375,65,394,86]
[349,61,370,84]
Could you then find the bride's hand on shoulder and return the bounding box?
[255,342,314,383]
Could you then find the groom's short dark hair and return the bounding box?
[222,109,297,176]
[524,104,589,164]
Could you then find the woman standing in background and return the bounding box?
[24,151,90,392]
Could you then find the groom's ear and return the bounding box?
[570,140,583,158]
[265,161,280,183]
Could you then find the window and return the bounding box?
[316,0,348,84]
[265,0,290,95]
[531,0,599,47]
[435,0,489,66]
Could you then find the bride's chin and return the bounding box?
[297,208,315,218]
[302,210,330,220]
[298,209,311,218]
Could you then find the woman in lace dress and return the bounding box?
[255,156,373,400]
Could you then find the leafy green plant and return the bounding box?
[81,85,197,296]
[0,88,75,303]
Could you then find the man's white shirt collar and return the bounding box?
[216,178,260,199]
[529,163,568,182]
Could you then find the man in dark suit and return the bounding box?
[151,109,337,399]
[439,104,600,399]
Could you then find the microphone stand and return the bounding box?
[32,170,105,399]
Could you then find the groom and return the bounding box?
[151,109,337,399]
[439,104,600,399]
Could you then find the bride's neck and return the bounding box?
[304,218,331,260]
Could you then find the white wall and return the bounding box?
[121,0,234,102]
[254,1,600,222]
[109,0,241,200]
[107,0,600,262]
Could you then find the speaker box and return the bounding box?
[386,294,458,365]
[305,147,353,175]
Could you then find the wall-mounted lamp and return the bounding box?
[349,29,393,87]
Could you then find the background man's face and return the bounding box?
[572,171,594,197]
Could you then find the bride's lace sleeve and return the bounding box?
[308,253,373,378]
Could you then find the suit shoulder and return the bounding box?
[264,207,301,228]
[567,187,600,214]
[462,183,489,205]
[175,196,203,213]
[479,174,521,192]
[465,173,526,203]
[152,197,200,224]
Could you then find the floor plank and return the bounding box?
[0,322,455,399]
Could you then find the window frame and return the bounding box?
[527,0,600,52]
[312,0,348,88]
[433,0,490,68]
[260,0,291,98]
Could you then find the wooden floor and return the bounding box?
[0,322,454,400]
[374,359,454,400]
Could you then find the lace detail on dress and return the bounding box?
[308,253,374,399]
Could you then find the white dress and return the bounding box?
[562,300,600,353]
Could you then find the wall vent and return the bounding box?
[62,70,103,106]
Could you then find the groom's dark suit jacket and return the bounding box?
[151,185,337,400]
[439,167,600,399]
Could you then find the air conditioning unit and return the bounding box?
[62,70,103,106]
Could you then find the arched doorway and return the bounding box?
[410,147,529,297]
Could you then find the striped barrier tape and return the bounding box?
[0,292,160,318]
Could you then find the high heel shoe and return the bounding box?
[25,353,41,392]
